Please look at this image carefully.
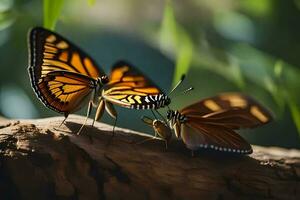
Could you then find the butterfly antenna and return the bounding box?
[168,74,186,96]
[171,87,194,99]
[182,87,194,94]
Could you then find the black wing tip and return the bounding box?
[28,26,49,49]
[28,26,48,36]
[112,60,133,68]
[28,26,48,71]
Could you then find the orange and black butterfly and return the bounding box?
[28,27,170,133]
[143,93,272,154]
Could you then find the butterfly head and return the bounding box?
[98,75,109,85]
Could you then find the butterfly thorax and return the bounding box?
[93,76,109,104]
[95,76,109,91]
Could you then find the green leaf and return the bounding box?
[88,0,96,6]
[274,60,283,78]
[43,0,65,30]
[230,44,300,133]
[160,0,193,85]
[239,0,272,18]
[174,30,193,85]
[0,11,15,31]
[160,0,177,54]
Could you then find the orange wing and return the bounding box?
[28,27,103,80]
[34,70,96,113]
[28,27,105,114]
[102,61,170,109]
[181,93,272,129]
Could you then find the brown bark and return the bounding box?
[0,115,299,200]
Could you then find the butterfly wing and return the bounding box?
[28,27,105,114]
[177,93,273,153]
[28,27,104,80]
[181,93,272,128]
[102,61,170,109]
[33,70,96,113]
[180,120,252,153]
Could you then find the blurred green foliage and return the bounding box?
[159,0,193,86]
[88,0,96,7]
[156,1,300,137]
[0,0,15,32]
[0,0,299,148]
[43,0,64,30]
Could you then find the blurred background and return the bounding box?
[0,0,299,149]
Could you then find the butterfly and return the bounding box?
[142,93,273,154]
[28,27,171,133]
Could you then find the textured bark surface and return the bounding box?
[0,115,299,200]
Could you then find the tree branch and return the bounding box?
[0,115,299,200]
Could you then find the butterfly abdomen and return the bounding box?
[130,94,170,110]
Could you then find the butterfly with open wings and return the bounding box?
[28,27,171,133]
[142,93,273,154]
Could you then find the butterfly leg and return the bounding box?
[77,101,93,135]
[58,113,69,127]
[91,118,96,127]
[135,131,166,148]
[95,99,105,122]
[136,136,167,149]
[105,116,118,147]
[155,130,168,150]
[103,101,118,146]
[135,136,156,145]
[112,116,117,137]
[173,122,181,139]
[105,101,117,135]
